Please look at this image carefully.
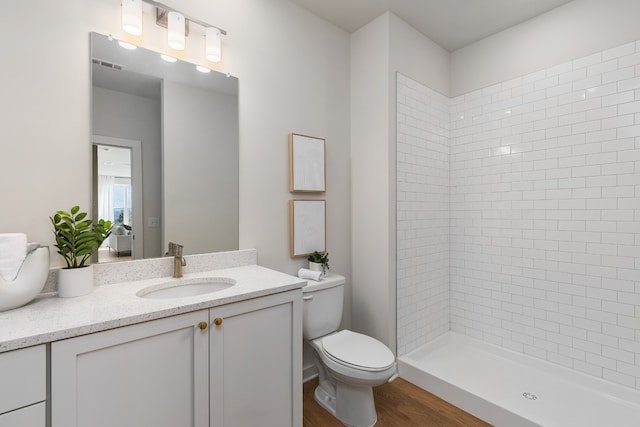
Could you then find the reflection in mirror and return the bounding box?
[90,32,239,263]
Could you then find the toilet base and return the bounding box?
[314,382,377,427]
[312,350,378,427]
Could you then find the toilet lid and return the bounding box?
[321,330,395,371]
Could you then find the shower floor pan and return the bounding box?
[398,332,640,427]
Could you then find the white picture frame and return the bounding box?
[289,200,326,257]
[289,133,325,192]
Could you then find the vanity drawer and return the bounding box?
[0,402,45,427]
[0,345,46,415]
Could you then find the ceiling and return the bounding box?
[290,0,574,52]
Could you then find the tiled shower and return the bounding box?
[397,40,640,390]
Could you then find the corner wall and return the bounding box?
[351,12,450,352]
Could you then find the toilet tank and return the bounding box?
[302,274,345,340]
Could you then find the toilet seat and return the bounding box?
[321,330,395,372]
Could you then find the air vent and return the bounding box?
[92,58,124,71]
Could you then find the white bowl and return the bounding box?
[0,247,49,311]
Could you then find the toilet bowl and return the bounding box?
[303,274,397,427]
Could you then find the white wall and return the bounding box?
[351,12,450,351]
[389,13,450,97]
[451,0,640,96]
[1,0,351,287]
[350,13,393,349]
[92,86,162,258]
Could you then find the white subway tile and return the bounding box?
[573,52,603,70]
[573,75,603,91]
[587,59,618,77]
[602,90,635,106]
[602,114,634,130]
[605,67,635,86]
[602,300,634,316]
[618,76,640,92]
[586,83,618,99]
[602,42,635,61]
[572,120,601,135]
[401,46,640,387]
[547,61,573,76]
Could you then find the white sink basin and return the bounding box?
[137,277,236,299]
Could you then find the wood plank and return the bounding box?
[303,377,493,426]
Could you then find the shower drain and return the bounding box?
[522,392,538,401]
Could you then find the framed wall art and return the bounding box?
[289,200,326,257]
[289,133,325,192]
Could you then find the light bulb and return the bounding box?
[160,54,177,63]
[121,0,142,36]
[167,11,185,50]
[196,65,211,73]
[206,28,221,62]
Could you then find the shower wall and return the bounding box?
[397,40,640,390]
[397,73,450,355]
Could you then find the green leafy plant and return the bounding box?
[50,206,113,268]
[307,251,329,269]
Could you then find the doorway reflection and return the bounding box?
[95,144,134,263]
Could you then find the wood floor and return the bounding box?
[303,377,492,427]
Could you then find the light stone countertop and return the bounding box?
[0,264,305,353]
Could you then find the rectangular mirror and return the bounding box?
[91,32,239,262]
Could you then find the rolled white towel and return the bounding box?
[298,268,323,281]
[0,233,28,281]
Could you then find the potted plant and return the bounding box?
[307,251,329,277]
[50,206,113,297]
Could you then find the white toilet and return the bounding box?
[303,274,396,427]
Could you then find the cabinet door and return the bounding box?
[0,345,46,415]
[0,402,45,427]
[52,311,209,427]
[210,290,302,427]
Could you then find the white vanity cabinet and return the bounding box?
[51,290,302,427]
[0,344,46,427]
[209,291,302,427]
[51,309,209,427]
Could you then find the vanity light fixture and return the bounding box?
[196,65,211,73]
[121,0,143,36]
[167,11,185,50]
[160,54,177,62]
[121,0,227,62]
[206,28,221,62]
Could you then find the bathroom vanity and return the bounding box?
[0,250,304,427]
[0,345,46,426]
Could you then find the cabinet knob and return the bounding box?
[198,321,208,330]
[213,317,223,326]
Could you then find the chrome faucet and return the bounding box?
[171,243,187,278]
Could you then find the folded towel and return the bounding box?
[0,233,28,281]
[298,268,323,281]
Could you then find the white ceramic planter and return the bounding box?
[57,265,94,298]
[308,261,326,278]
[308,261,322,271]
